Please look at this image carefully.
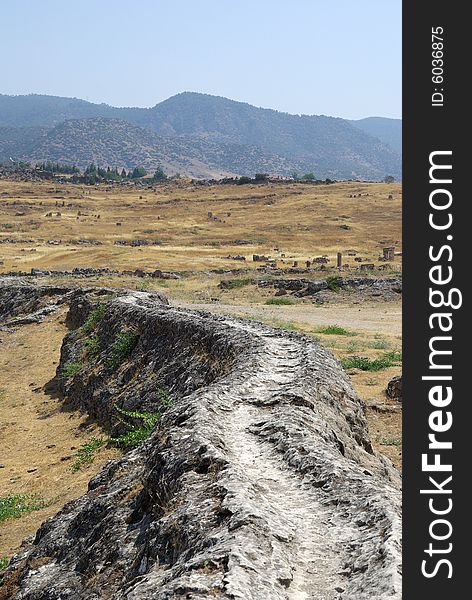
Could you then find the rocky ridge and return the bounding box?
[0,280,401,599]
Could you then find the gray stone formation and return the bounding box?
[0,280,401,599]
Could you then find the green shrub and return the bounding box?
[325,275,343,292]
[71,438,106,472]
[265,297,297,305]
[111,405,160,449]
[84,334,102,357]
[82,303,107,334]
[378,437,401,447]
[0,494,46,523]
[383,350,402,363]
[0,556,9,571]
[370,338,391,350]
[339,224,351,230]
[106,330,139,369]
[224,278,254,289]
[62,362,83,378]
[314,324,355,336]
[341,355,399,372]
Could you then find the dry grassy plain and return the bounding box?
[0,178,402,472]
[0,179,401,273]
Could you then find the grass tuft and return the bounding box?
[82,303,107,334]
[223,278,254,290]
[84,334,102,358]
[325,275,343,292]
[61,361,83,378]
[265,297,297,305]
[106,330,139,369]
[341,354,400,372]
[111,405,161,449]
[71,438,106,472]
[314,324,355,336]
[0,494,46,523]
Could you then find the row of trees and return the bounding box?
[82,164,167,184]
[37,161,80,174]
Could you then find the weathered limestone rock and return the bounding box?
[386,375,403,402]
[0,282,401,600]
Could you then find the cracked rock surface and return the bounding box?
[0,280,401,599]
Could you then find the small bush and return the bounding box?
[84,334,102,357]
[157,387,172,407]
[341,355,398,372]
[62,362,83,378]
[325,275,343,292]
[339,224,351,230]
[82,303,107,334]
[265,297,297,305]
[106,330,139,369]
[111,405,160,449]
[314,324,355,336]
[383,350,402,363]
[0,556,9,571]
[0,494,46,523]
[378,437,401,447]
[370,338,391,350]
[71,438,106,472]
[224,278,254,290]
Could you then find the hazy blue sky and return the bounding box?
[2,0,401,119]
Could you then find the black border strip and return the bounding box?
[403,2,466,596]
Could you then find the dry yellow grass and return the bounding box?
[0,179,401,273]
[0,310,119,558]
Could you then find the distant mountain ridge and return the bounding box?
[0,92,401,180]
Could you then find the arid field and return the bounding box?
[1,179,402,560]
[0,179,401,273]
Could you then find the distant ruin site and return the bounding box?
[0,177,402,599]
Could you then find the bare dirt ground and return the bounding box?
[0,310,119,558]
[179,299,402,335]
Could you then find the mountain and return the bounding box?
[0,92,401,180]
[20,117,308,179]
[349,117,402,154]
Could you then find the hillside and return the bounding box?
[0,92,401,180]
[21,117,308,178]
[349,116,402,154]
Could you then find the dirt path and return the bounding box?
[176,300,402,336]
[0,311,117,558]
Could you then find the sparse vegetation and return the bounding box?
[71,438,106,472]
[325,275,343,292]
[369,338,391,350]
[341,353,400,372]
[82,303,107,334]
[111,405,161,449]
[223,278,254,289]
[106,330,139,369]
[265,297,297,305]
[0,494,46,523]
[378,437,401,446]
[84,334,102,357]
[314,324,356,336]
[62,361,83,378]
